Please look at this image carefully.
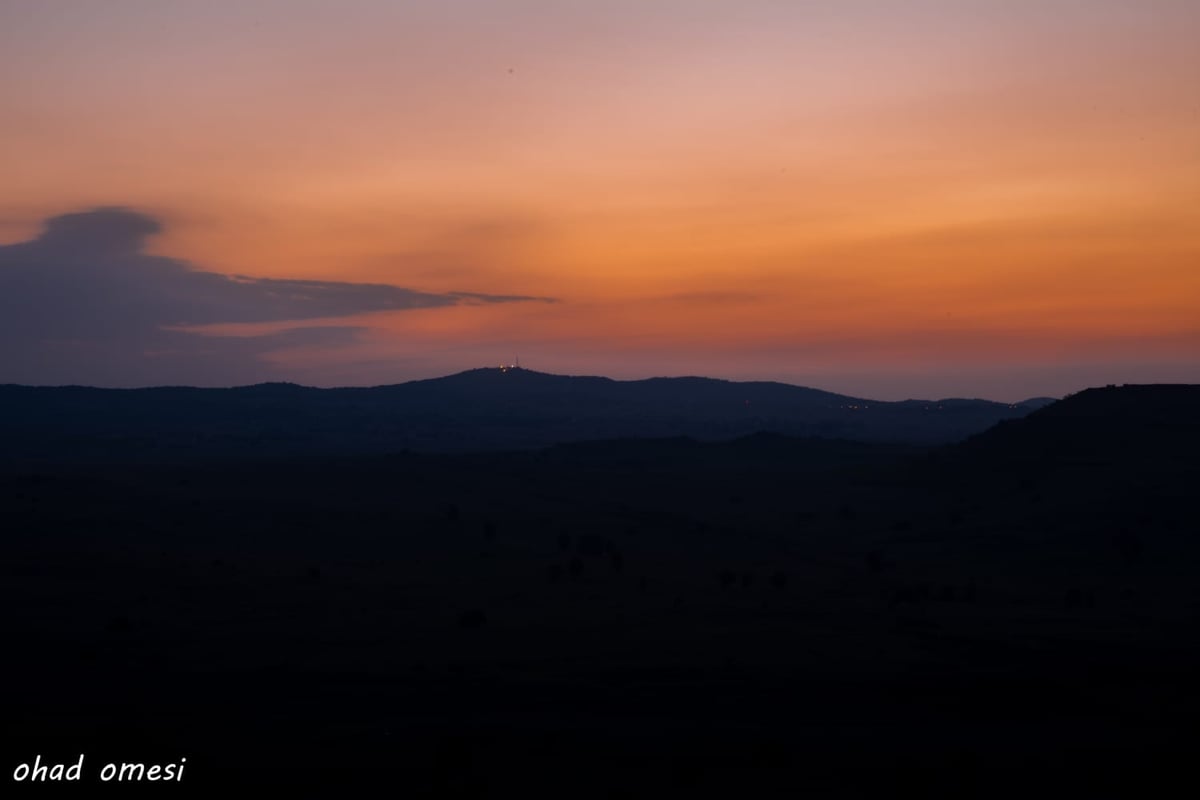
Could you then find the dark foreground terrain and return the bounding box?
[2,385,1197,796]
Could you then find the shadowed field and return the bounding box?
[2,386,1197,795]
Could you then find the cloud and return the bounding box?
[0,207,553,386]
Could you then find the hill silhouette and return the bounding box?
[1,382,1194,796]
[0,367,1053,462]
[961,383,1200,462]
[945,384,1198,509]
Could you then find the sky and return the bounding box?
[2,0,1198,401]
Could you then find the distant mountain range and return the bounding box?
[0,367,1057,460]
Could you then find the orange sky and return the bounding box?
[2,1,1198,399]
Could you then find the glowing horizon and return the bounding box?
[2,1,1198,401]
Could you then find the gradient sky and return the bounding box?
[2,1,1198,400]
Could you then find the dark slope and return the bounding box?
[2,383,1198,795]
[948,384,1199,504]
[960,383,1200,460]
[0,368,1047,460]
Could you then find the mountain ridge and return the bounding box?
[0,366,1055,406]
[0,367,1066,460]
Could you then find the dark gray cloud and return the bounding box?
[0,207,553,386]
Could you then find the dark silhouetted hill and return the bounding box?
[1,381,1196,796]
[949,384,1198,494]
[0,368,1052,461]
[961,384,1200,461]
